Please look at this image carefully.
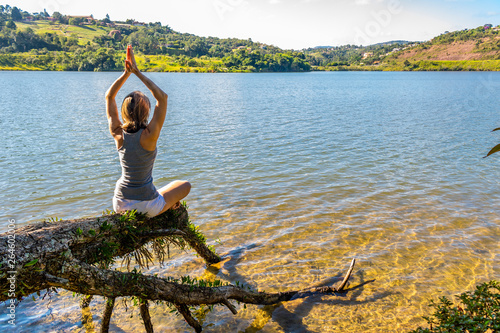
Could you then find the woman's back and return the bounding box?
[115,128,158,201]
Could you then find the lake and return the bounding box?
[1,71,499,332]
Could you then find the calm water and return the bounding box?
[1,71,500,332]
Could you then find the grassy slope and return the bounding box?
[137,55,225,73]
[376,33,500,71]
[15,21,112,45]
[316,30,500,71]
[392,35,500,61]
[0,53,227,72]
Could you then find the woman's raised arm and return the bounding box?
[136,71,168,139]
[105,70,130,143]
[126,46,168,143]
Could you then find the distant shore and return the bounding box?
[3,53,500,72]
[0,60,500,73]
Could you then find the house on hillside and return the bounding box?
[362,52,373,59]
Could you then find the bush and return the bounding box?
[6,20,16,29]
[410,280,500,332]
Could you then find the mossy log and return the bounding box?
[0,203,356,332]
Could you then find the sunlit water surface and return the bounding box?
[1,71,499,332]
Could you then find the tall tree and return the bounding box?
[52,11,62,21]
[11,6,22,21]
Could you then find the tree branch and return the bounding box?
[175,303,202,333]
[44,256,356,307]
[139,301,154,333]
[0,204,359,332]
[101,297,115,333]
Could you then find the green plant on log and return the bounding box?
[90,207,217,270]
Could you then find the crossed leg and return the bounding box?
[157,180,191,215]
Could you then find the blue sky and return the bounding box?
[6,0,500,49]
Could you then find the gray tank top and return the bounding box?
[114,128,159,201]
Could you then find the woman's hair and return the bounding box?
[121,91,151,133]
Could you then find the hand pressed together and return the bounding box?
[125,45,139,74]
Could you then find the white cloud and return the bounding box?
[355,0,384,5]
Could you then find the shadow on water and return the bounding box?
[192,243,262,330]
[207,244,380,332]
[106,323,129,332]
[215,242,262,289]
[79,309,129,333]
[269,272,380,333]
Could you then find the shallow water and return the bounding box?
[1,71,499,332]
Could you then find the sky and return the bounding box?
[5,0,500,49]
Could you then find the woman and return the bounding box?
[106,45,190,217]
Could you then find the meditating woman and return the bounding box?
[106,45,190,217]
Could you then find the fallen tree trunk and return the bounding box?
[1,203,356,332]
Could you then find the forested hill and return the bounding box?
[1,5,500,72]
[0,5,310,72]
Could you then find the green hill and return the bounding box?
[1,4,500,72]
[379,26,500,70]
[303,26,500,71]
[0,5,310,72]
[348,25,500,71]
